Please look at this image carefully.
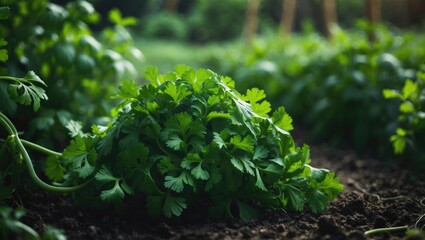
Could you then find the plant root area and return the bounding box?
[13,143,425,240]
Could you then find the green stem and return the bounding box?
[364,225,409,236]
[0,112,91,193]
[0,75,30,84]
[13,220,40,239]
[20,139,62,157]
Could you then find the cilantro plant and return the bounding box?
[383,71,425,168]
[58,65,343,220]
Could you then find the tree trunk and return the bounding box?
[165,0,180,12]
[280,0,296,37]
[365,0,381,42]
[322,0,337,39]
[244,0,261,43]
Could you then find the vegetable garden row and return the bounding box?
[1,0,424,239]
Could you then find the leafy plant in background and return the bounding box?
[142,12,188,41]
[55,65,343,219]
[383,71,425,169]
[187,0,247,42]
[0,0,142,147]
[212,22,425,160]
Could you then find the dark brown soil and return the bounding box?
[11,143,425,240]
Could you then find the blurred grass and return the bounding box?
[133,38,236,75]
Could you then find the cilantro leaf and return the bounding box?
[253,145,269,160]
[114,80,140,103]
[162,193,187,217]
[191,163,210,180]
[242,88,267,104]
[164,171,193,193]
[45,156,65,182]
[306,189,329,214]
[63,136,97,178]
[7,71,48,112]
[230,135,255,153]
[272,107,293,131]
[164,82,191,104]
[252,101,271,117]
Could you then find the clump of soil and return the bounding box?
[12,143,425,239]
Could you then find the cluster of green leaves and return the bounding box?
[212,22,425,160]
[0,0,142,146]
[383,72,425,168]
[54,66,342,220]
[1,15,65,239]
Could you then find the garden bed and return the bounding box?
[15,138,425,239]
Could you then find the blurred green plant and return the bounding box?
[142,12,188,40]
[211,22,425,160]
[0,0,142,147]
[187,0,247,42]
[0,206,66,240]
[383,71,425,169]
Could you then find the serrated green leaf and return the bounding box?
[7,80,48,112]
[165,134,184,150]
[212,132,227,149]
[191,163,210,180]
[252,101,271,117]
[65,120,83,137]
[242,88,266,104]
[45,156,65,182]
[316,172,344,199]
[284,186,306,211]
[164,82,191,104]
[144,66,161,86]
[95,166,118,183]
[114,80,139,101]
[158,157,178,174]
[162,194,187,218]
[306,189,329,213]
[100,180,124,202]
[164,171,193,193]
[63,136,97,178]
[230,135,255,153]
[272,107,293,131]
[253,145,269,160]
[207,95,220,107]
[230,156,255,176]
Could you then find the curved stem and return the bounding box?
[13,220,40,239]
[364,225,408,236]
[20,139,62,157]
[0,112,91,193]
